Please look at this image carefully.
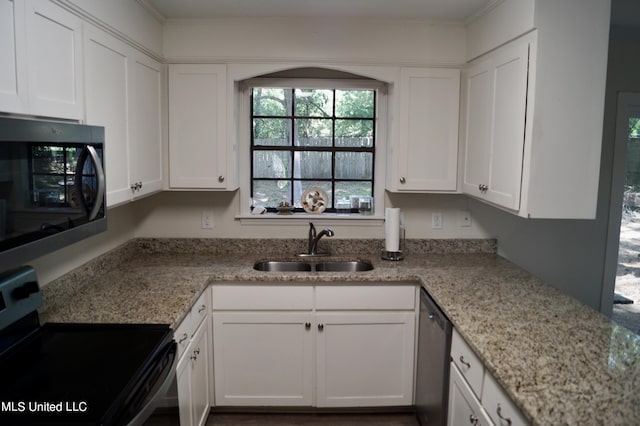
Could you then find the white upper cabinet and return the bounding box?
[25,0,83,120]
[84,26,163,206]
[0,0,28,114]
[461,0,610,218]
[462,37,529,211]
[387,67,460,192]
[129,52,163,198]
[84,26,132,207]
[169,64,233,190]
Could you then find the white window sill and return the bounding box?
[237,212,384,226]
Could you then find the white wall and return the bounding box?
[133,191,489,240]
[162,17,466,66]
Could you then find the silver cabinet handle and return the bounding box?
[218,175,225,182]
[459,355,471,369]
[400,177,406,184]
[469,414,478,425]
[318,324,324,331]
[496,404,512,425]
[178,333,188,344]
[198,304,206,313]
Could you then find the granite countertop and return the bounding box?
[38,238,640,426]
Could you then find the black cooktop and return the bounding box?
[0,321,173,425]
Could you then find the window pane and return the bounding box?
[295,89,333,117]
[295,118,332,147]
[336,90,374,118]
[295,181,332,209]
[335,152,373,179]
[253,118,291,146]
[253,88,291,116]
[335,120,373,147]
[252,180,291,207]
[295,151,332,179]
[253,151,290,178]
[335,181,372,205]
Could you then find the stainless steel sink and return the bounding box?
[253,261,313,272]
[315,260,374,272]
[253,260,373,272]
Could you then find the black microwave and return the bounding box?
[0,117,106,273]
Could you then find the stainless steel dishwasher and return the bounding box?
[416,288,452,426]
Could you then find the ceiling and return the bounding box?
[142,0,493,21]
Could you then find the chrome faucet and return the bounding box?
[303,222,334,256]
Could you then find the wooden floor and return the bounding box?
[145,411,420,426]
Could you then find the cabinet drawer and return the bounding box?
[211,285,313,310]
[174,312,194,360]
[315,285,415,310]
[482,371,529,426]
[191,288,210,327]
[451,328,484,399]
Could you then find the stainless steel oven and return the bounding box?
[0,266,177,425]
[0,117,106,272]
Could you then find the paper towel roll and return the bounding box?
[385,208,401,252]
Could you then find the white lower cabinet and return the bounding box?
[315,312,415,407]
[210,284,417,408]
[175,289,211,426]
[448,363,493,426]
[212,312,314,406]
[177,319,211,426]
[449,329,529,426]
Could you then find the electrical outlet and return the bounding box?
[460,210,472,227]
[201,210,214,229]
[431,212,443,230]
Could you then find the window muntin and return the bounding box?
[251,87,376,213]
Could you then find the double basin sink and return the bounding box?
[253,260,374,272]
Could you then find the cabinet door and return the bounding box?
[448,363,493,426]
[190,319,211,426]
[484,41,529,211]
[462,39,529,211]
[212,312,314,406]
[84,26,132,207]
[461,59,493,198]
[393,68,460,192]
[25,0,83,119]
[315,312,415,407]
[0,0,27,113]
[169,64,228,189]
[130,53,163,198]
[176,351,194,426]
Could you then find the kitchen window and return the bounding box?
[247,79,383,216]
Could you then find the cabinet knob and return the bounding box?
[305,322,311,330]
[496,404,512,425]
[469,414,478,425]
[218,175,225,182]
[318,324,324,331]
[400,177,406,184]
[459,355,471,369]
